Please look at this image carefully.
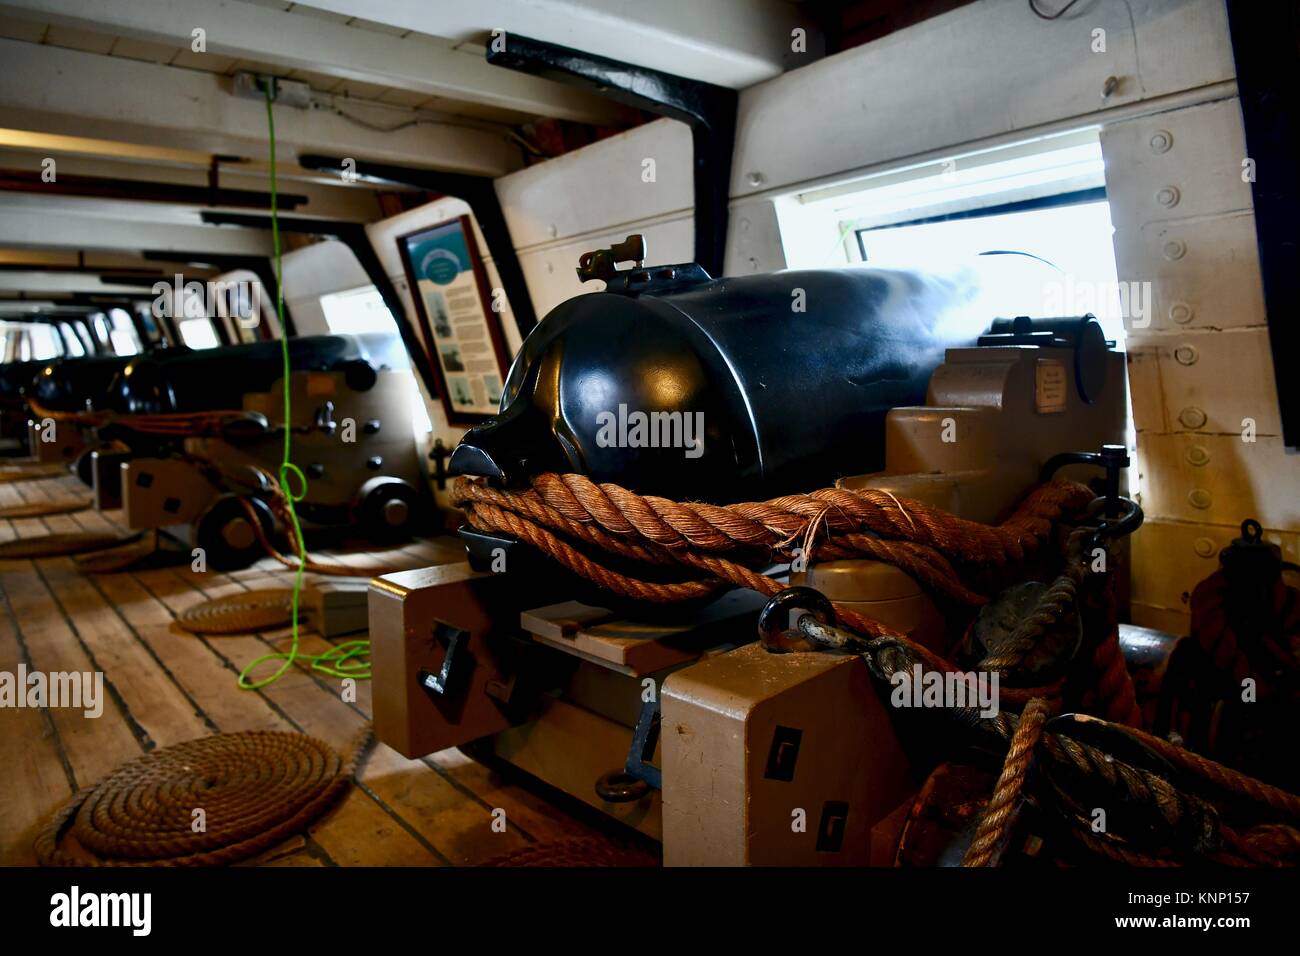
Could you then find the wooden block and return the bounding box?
[524,590,765,676]
[520,601,616,641]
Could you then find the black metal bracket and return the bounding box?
[1040,444,1129,517]
[296,154,539,341]
[199,211,440,401]
[428,437,451,491]
[485,33,737,280]
[1226,1,1300,450]
[418,624,467,697]
[622,693,662,791]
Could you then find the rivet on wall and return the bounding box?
[1185,444,1210,466]
[1156,185,1181,208]
[746,171,765,188]
[1163,239,1187,260]
[1188,488,1213,510]
[1149,130,1174,153]
[1179,406,1208,429]
[1169,302,1194,325]
[1173,344,1199,366]
[1193,537,1217,558]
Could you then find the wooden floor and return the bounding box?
[0,466,623,867]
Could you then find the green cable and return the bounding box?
[238,81,371,689]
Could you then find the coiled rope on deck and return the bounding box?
[36,729,372,867]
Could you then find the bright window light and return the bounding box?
[108,308,140,356]
[856,200,1125,341]
[177,318,220,350]
[320,286,396,336]
[320,285,433,438]
[774,128,1128,343]
[59,324,86,357]
[28,324,60,361]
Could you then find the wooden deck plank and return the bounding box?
[35,557,211,750]
[0,596,74,866]
[0,562,146,787]
[0,473,611,867]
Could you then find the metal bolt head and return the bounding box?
[1169,302,1194,325]
[1188,488,1212,510]
[746,171,765,188]
[221,517,255,550]
[1163,239,1187,260]
[1149,130,1174,153]
[1173,344,1198,366]
[382,498,410,527]
[1194,537,1216,558]
[1156,185,1180,208]
[1179,406,1207,429]
[1185,444,1210,467]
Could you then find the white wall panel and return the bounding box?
[515,216,695,317]
[1125,328,1281,436]
[729,0,1234,200]
[1100,98,1252,224]
[1136,433,1300,527]
[496,120,694,249]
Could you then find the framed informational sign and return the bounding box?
[396,215,511,424]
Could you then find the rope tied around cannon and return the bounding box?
[25,396,253,438]
[452,472,1123,705]
[796,614,1300,866]
[452,472,1094,623]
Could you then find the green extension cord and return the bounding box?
[237,83,372,690]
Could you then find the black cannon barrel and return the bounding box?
[30,355,135,412]
[105,333,407,414]
[0,359,47,401]
[449,265,992,503]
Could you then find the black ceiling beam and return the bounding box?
[1226,0,1300,450]
[485,33,737,279]
[0,263,167,276]
[0,168,308,210]
[201,211,440,399]
[298,153,539,340]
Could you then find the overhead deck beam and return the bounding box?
[0,0,624,125]
[0,202,273,256]
[0,39,520,176]
[0,167,309,210]
[0,147,388,222]
[286,0,812,88]
[0,271,156,295]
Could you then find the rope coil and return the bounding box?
[36,729,372,867]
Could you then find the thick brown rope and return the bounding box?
[36,728,372,867]
[816,616,1300,865]
[458,473,1092,567]
[1088,625,1145,727]
[962,697,1053,866]
[454,474,1091,618]
[456,474,1097,706]
[26,396,250,437]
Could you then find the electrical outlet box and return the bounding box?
[232,72,313,110]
